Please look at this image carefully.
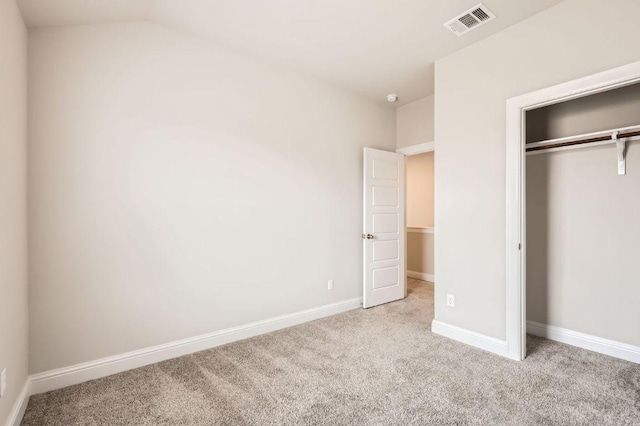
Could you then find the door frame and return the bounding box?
[505,60,640,361]
[396,141,435,156]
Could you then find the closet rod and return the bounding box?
[526,129,640,152]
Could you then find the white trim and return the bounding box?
[5,298,362,425]
[27,298,362,396]
[527,321,640,364]
[506,59,640,362]
[407,270,434,283]
[431,320,508,357]
[396,141,435,156]
[407,227,435,234]
[4,381,30,426]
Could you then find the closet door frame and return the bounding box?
[505,60,640,361]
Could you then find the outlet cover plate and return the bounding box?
[446,294,455,307]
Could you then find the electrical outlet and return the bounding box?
[328,280,334,291]
[446,294,455,308]
[1,368,7,398]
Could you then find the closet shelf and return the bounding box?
[526,124,640,175]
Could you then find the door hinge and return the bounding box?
[518,243,522,250]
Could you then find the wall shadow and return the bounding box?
[524,115,551,357]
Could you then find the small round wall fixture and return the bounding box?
[386,94,398,103]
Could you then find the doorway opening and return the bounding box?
[362,142,434,310]
[405,151,435,285]
[399,143,435,297]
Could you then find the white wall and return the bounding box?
[396,96,434,149]
[0,0,28,423]
[28,22,396,373]
[434,0,640,340]
[526,87,640,347]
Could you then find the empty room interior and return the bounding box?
[2,0,640,425]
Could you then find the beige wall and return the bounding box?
[0,0,28,423]
[406,152,434,228]
[407,232,434,278]
[434,0,640,340]
[526,88,640,346]
[28,22,396,373]
[396,96,434,149]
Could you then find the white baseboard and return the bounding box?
[5,381,29,426]
[431,320,508,358]
[27,297,362,398]
[527,321,640,364]
[407,270,435,283]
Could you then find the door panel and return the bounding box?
[373,213,399,234]
[373,240,399,262]
[373,186,399,206]
[373,266,400,289]
[372,158,399,180]
[363,148,406,308]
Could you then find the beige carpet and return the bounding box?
[22,279,640,425]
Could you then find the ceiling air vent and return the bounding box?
[444,3,496,36]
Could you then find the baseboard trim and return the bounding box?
[5,380,29,426]
[527,321,640,364]
[431,320,508,358]
[407,270,434,283]
[28,297,362,397]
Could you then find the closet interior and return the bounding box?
[525,82,640,355]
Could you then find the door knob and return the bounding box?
[362,234,374,240]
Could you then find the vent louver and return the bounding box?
[444,3,496,36]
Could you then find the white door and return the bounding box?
[363,148,406,308]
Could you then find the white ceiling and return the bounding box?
[18,0,565,107]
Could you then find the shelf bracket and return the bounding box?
[614,131,626,175]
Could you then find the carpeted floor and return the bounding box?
[23,279,640,425]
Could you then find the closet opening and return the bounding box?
[524,82,640,360]
[506,60,640,363]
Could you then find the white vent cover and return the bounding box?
[444,3,496,36]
